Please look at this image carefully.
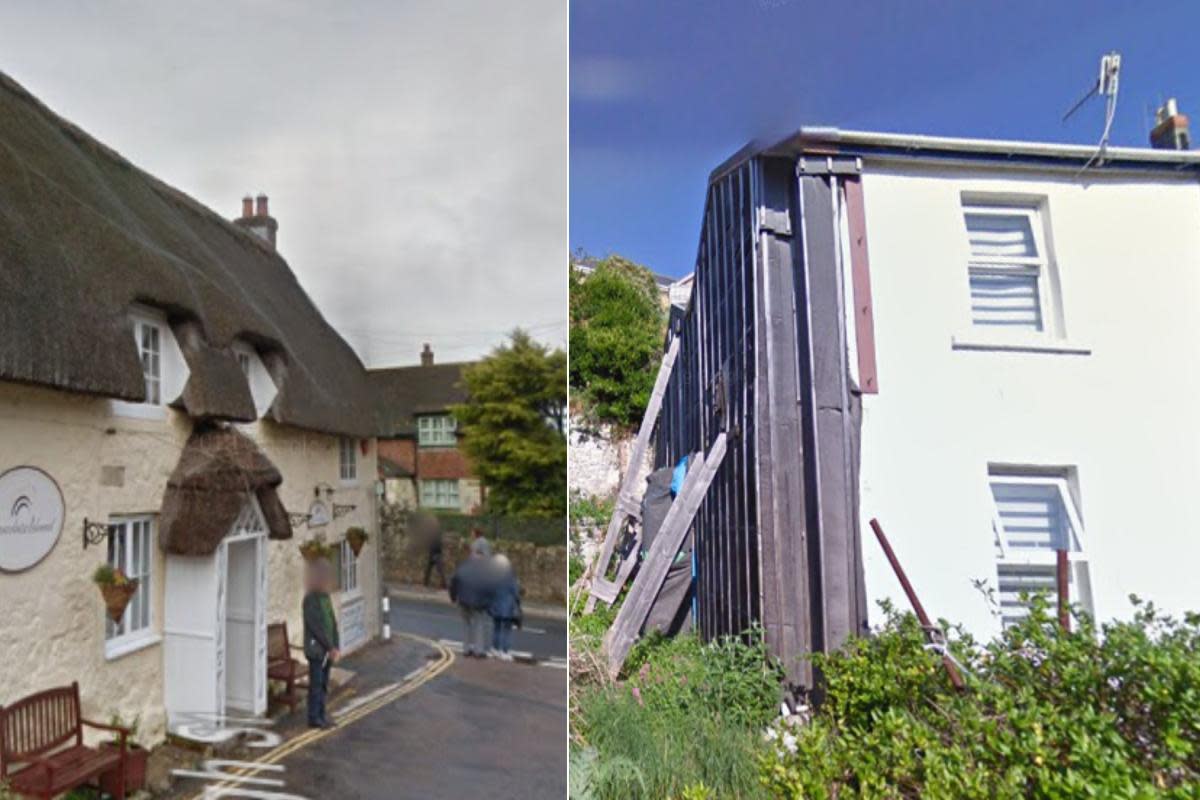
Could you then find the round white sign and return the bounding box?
[0,466,65,572]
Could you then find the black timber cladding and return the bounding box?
[655,154,868,692]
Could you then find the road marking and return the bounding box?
[522,626,547,634]
[333,682,402,719]
[439,638,464,651]
[542,660,568,670]
[186,633,454,800]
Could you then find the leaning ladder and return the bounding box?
[582,336,681,613]
[603,432,728,676]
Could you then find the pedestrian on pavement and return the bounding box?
[469,525,493,559]
[449,541,493,657]
[488,553,522,661]
[303,558,340,729]
[423,519,447,588]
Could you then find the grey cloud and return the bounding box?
[0,0,567,366]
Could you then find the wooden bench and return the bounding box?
[267,621,308,713]
[0,682,130,799]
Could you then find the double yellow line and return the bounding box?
[187,633,454,799]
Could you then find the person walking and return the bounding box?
[469,525,492,559]
[423,521,447,588]
[488,553,522,661]
[303,559,340,729]
[449,541,493,657]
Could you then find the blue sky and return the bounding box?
[571,0,1200,277]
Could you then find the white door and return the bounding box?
[165,495,269,733]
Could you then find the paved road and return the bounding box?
[390,593,567,662]
[270,595,567,799]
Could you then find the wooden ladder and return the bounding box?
[582,336,681,613]
[603,432,728,676]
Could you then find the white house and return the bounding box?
[654,106,1200,689]
[0,70,384,743]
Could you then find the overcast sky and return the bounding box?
[0,1,566,367]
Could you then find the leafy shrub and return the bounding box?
[761,597,1200,799]
[569,255,666,429]
[574,629,781,799]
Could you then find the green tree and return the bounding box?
[452,329,567,517]
[569,254,666,430]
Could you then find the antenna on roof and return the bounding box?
[1063,51,1122,172]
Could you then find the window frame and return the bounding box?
[104,515,159,660]
[962,204,1053,336]
[334,539,360,596]
[419,478,460,510]
[417,414,458,448]
[987,469,1092,626]
[339,437,358,484]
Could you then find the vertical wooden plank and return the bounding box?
[843,176,879,394]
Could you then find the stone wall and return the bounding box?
[567,416,652,502]
[380,504,566,605]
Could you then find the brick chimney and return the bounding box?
[420,343,434,366]
[234,193,279,250]
[1150,98,1191,150]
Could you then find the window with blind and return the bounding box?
[106,516,156,657]
[963,205,1051,334]
[988,469,1091,627]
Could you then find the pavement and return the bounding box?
[387,581,569,622]
[161,592,567,800]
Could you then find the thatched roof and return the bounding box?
[370,362,471,437]
[0,70,375,437]
[160,426,292,556]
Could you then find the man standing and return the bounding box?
[303,559,340,728]
[423,520,447,588]
[449,541,493,657]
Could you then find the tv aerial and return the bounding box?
[1063,51,1122,171]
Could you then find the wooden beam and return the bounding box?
[843,176,878,395]
[583,337,681,612]
[604,433,728,677]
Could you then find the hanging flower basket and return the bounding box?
[93,565,139,623]
[299,534,333,562]
[345,527,369,557]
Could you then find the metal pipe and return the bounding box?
[868,518,965,691]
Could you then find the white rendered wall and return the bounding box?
[856,164,1200,640]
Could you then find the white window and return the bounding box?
[136,318,163,404]
[988,469,1092,627]
[334,539,359,594]
[339,437,358,482]
[963,204,1054,334]
[420,479,460,510]
[106,516,156,657]
[417,414,457,447]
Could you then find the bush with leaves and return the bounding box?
[569,255,666,430]
[452,329,567,517]
[761,596,1200,799]
[573,628,782,799]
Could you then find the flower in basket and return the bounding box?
[93,564,139,623]
[345,526,369,557]
[299,533,334,562]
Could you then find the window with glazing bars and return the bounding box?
[106,516,154,644]
[963,205,1049,332]
[417,415,457,447]
[989,470,1090,627]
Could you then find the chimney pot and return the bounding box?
[420,343,434,366]
[1150,98,1191,150]
[241,196,253,218]
[255,194,269,217]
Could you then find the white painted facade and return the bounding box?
[856,162,1200,639]
[0,377,382,746]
